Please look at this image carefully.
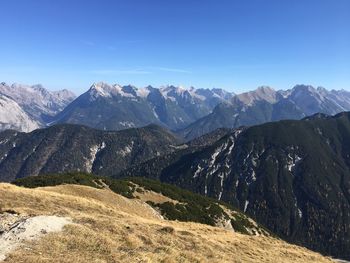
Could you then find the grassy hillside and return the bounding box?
[13,173,267,234]
[0,182,334,262]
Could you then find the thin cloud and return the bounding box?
[89,69,151,75]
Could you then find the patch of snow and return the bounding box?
[193,164,204,178]
[85,142,106,173]
[218,172,225,200]
[244,200,249,212]
[160,85,206,102]
[118,121,135,128]
[136,87,150,98]
[119,142,134,157]
[227,136,235,156]
[169,144,188,150]
[0,139,9,145]
[89,83,142,100]
[298,208,303,218]
[286,153,302,172]
[99,141,106,150]
[218,190,223,201]
[208,143,227,172]
[152,107,159,119]
[0,153,8,162]
[243,147,254,165]
[251,170,256,182]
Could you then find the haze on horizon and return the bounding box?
[0,0,349,94]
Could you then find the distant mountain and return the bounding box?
[53,82,234,131]
[3,81,350,140]
[117,112,350,259]
[180,85,350,140]
[0,94,40,132]
[0,124,181,182]
[0,82,76,126]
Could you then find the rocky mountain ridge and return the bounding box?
[0,124,181,182]
[0,82,75,131]
[53,82,235,131]
[180,85,350,139]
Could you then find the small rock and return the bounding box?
[158,226,175,234]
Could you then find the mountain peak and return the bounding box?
[292,84,317,93]
[256,86,275,93]
[88,82,114,99]
[235,86,277,105]
[121,85,138,97]
[0,83,76,123]
[52,89,76,101]
[89,82,148,100]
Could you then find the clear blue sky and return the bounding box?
[0,0,349,94]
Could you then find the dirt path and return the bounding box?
[0,213,71,261]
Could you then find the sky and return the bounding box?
[0,0,349,94]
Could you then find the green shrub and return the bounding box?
[12,173,258,233]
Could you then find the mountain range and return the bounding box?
[53,83,350,139]
[0,82,75,131]
[2,82,350,142]
[180,85,350,140]
[52,82,234,131]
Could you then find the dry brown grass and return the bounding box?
[0,183,334,263]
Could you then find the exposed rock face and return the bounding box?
[0,94,40,132]
[0,82,75,131]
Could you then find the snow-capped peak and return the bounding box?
[160,85,207,101]
[88,83,108,98]
[136,86,151,98]
[89,82,150,100]
[88,82,120,99]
